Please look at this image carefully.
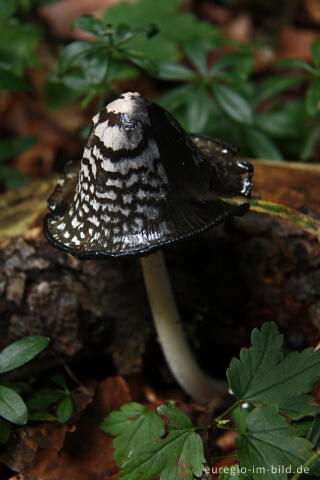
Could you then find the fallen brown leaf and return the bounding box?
[305,0,320,24]
[216,430,237,452]
[277,26,319,61]
[224,13,253,43]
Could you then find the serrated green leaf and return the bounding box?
[212,84,253,125]
[306,78,320,116]
[0,336,50,374]
[0,385,27,425]
[227,322,320,419]
[157,403,192,429]
[236,406,313,480]
[185,86,210,132]
[101,402,165,466]
[57,396,73,423]
[157,61,197,81]
[120,403,205,480]
[251,75,306,107]
[0,418,12,444]
[218,465,247,480]
[312,37,320,68]
[244,127,284,161]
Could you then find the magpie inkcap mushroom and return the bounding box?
[44,91,253,402]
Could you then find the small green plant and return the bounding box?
[27,374,74,423]
[279,37,320,160]
[0,0,41,93]
[102,322,320,480]
[46,0,222,109]
[0,335,50,443]
[46,15,158,109]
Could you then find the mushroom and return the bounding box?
[43,92,253,403]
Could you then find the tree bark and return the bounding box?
[0,161,319,379]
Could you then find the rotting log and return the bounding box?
[0,160,319,379]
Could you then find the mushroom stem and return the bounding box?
[140,251,226,403]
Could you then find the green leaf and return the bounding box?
[232,405,251,434]
[0,165,31,190]
[0,385,27,425]
[57,396,74,423]
[186,86,211,132]
[119,403,205,480]
[0,0,18,21]
[156,61,197,81]
[51,375,68,392]
[0,336,50,374]
[306,78,320,116]
[0,418,12,444]
[101,402,165,466]
[0,68,29,92]
[255,108,301,138]
[227,322,320,419]
[54,71,90,95]
[236,406,313,480]
[185,40,207,75]
[278,58,314,74]
[210,51,253,77]
[218,465,247,480]
[244,127,284,161]
[44,79,82,109]
[212,83,253,125]
[26,389,65,411]
[312,37,320,68]
[251,75,306,107]
[103,0,220,64]
[115,23,158,45]
[300,125,320,161]
[58,41,103,74]
[28,411,56,422]
[73,15,110,39]
[122,49,157,74]
[0,23,41,76]
[0,135,37,162]
[158,84,195,111]
[308,415,320,449]
[78,50,109,85]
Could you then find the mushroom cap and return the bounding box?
[43,92,253,258]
